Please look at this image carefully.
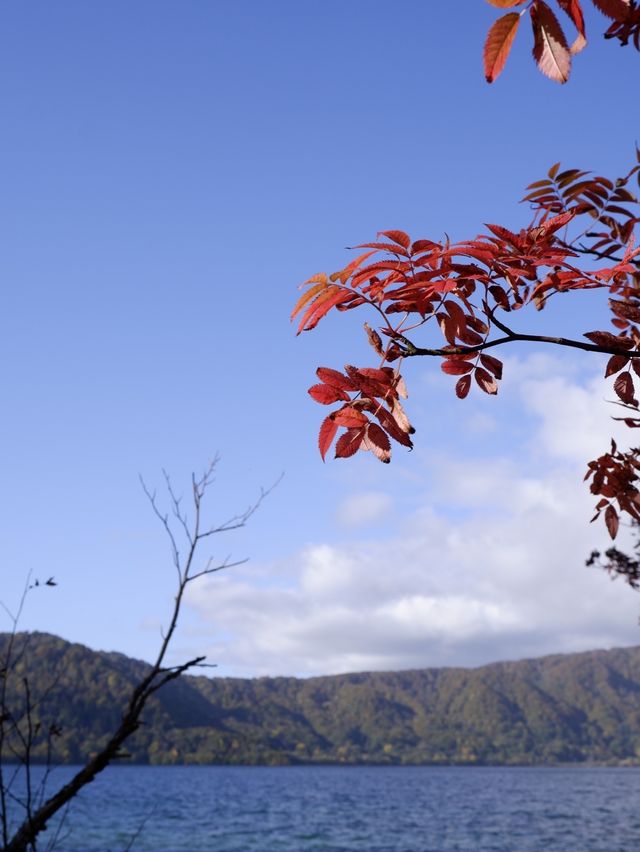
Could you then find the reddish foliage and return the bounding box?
[294,150,640,538]
[483,0,639,83]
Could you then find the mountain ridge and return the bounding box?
[2,632,640,767]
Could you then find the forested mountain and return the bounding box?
[3,632,640,766]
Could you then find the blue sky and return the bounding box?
[1,2,639,676]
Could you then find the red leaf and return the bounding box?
[372,406,414,448]
[441,359,474,376]
[605,504,619,539]
[486,0,527,5]
[484,12,521,83]
[480,353,504,379]
[308,384,350,405]
[614,370,636,404]
[316,367,357,392]
[604,354,629,378]
[335,427,366,459]
[611,300,640,324]
[379,230,411,249]
[475,367,499,395]
[363,423,392,463]
[531,0,571,83]
[456,375,472,399]
[291,280,329,322]
[591,0,631,21]
[556,0,587,52]
[583,331,634,349]
[295,286,354,334]
[332,407,369,428]
[318,417,338,462]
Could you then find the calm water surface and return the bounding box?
[7,765,640,851]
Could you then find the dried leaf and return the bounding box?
[605,504,619,539]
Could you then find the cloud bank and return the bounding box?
[185,355,640,677]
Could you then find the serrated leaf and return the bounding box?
[591,0,630,21]
[295,286,354,334]
[484,12,521,83]
[308,384,351,405]
[363,423,392,463]
[316,367,357,392]
[379,230,411,249]
[531,1,571,83]
[318,417,338,462]
[555,0,587,52]
[372,405,414,447]
[335,427,366,459]
[614,370,635,404]
[332,407,369,428]
[291,280,329,322]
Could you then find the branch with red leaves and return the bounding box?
[484,0,640,84]
[293,154,640,539]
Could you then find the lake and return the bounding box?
[5,764,640,851]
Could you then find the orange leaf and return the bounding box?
[531,1,571,83]
[295,286,355,334]
[379,230,411,249]
[291,280,329,322]
[484,12,521,83]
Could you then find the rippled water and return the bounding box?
[5,764,640,851]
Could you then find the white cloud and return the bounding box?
[184,355,640,678]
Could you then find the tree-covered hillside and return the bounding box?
[3,633,640,766]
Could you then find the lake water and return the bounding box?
[5,764,640,851]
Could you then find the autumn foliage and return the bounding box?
[484,0,640,83]
[293,153,640,541]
